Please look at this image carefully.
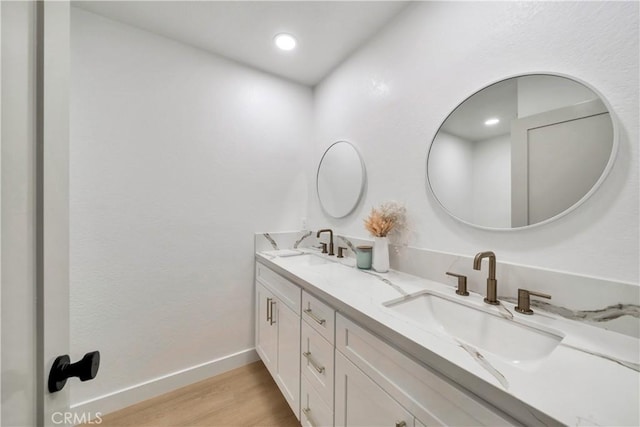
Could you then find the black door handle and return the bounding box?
[48,351,100,393]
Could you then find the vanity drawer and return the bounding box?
[301,320,334,408]
[336,314,516,426]
[302,291,335,344]
[256,263,301,314]
[301,375,334,427]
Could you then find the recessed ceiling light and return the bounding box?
[484,118,500,126]
[274,33,297,51]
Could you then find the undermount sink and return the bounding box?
[384,291,564,364]
[282,253,334,266]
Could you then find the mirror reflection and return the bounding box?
[427,74,615,229]
[317,141,366,218]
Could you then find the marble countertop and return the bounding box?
[256,249,639,426]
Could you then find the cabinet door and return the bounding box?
[275,299,301,419]
[256,282,277,372]
[335,352,412,427]
[301,375,334,427]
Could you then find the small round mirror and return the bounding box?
[317,141,366,218]
[427,74,617,230]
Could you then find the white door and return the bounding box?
[335,352,413,427]
[41,1,72,425]
[526,112,612,224]
[1,1,82,425]
[511,98,613,226]
[0,3,42,424]
[1,3,3,422]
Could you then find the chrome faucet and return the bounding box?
[473,251,499,305]
[316,229,334,256]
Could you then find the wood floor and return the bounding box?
[91,361,299,427]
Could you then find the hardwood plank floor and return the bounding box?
[90,361,299,427]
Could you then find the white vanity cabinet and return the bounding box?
[255,264,301,419]
[335,314,516,427]
[255,261,516,427]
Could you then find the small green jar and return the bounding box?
[355,246,373,270]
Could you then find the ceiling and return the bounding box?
[73,1,410,87]
[441,79,517,142]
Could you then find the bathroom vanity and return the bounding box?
[255,249,639,427]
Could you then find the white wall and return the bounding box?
[425,130,511,228]
[311,1,639,284]
[70,8,312,408]
[427,131,473,223]
[1,2,37,426]
[472,134,511,228]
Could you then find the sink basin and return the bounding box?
[384,292,564,364]
[282,253,334,267]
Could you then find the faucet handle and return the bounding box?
[337,247,348,258]
[446,272,469,296]
[319,242,328,254]
[515,289,551,315]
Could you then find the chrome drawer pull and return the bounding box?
[266,297,272,322]
[303,351,325,374]
[269,300,276,325]
[302,407,316,427]
[395,421,407,427]
[304,308,326,325]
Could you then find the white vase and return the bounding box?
[372,236,390,273]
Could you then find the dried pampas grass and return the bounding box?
[364,201,406,237]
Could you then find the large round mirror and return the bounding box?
[317,141,366,218]
[427,74,617,230]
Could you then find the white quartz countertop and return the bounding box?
[256,249,640,426]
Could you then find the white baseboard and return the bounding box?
[71,348,259,417]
